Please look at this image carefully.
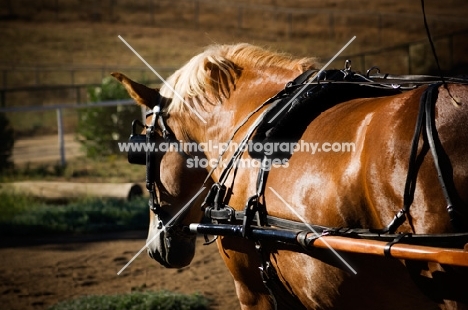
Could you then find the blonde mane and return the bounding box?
[161,43,319,114]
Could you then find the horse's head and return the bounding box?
[112,72,210,268]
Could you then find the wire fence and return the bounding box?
[4,0,468,52]
[2,27,467,109]
[2,0,467,95]
[2,0,467,165]
[5,0,468,34]
[0,66,173,90]
[0,66,172,109]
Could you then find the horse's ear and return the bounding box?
[111,72,159,109]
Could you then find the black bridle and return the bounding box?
[129,95,179,217]
[145,104,163,215]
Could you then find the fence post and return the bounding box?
[57,108,66,167]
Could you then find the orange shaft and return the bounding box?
[307,235,468,267]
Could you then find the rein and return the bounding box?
[127,68,468,235]
[198,70,468,240]
[381,82,468,234]
[193,76,468,305]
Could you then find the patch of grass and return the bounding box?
[47,291,210,310]
[0,193,148,236]
[2,156,144,183]
[0,191,36,222]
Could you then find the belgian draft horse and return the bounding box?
[113,43,468,309]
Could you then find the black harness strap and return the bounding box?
[379,86,431,234]
[384,233,411,258]
[144,99,187,217]
[202,76,466,246]
[381,83,467,234]
[202,85,290,185]
[146,106,160,215]
[425,83,453,207]
[424,84,467,232]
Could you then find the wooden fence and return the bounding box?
[5,0,468,38]
[0,99,141,167]
[1,27,467,108]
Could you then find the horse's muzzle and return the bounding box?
[147,225,197,269]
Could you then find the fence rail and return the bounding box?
[2,28,468,166]
[3,0,466,167]
[0,99,140,167]
[2,27,467,108]
[6,0,468,28]
[0,84,101,107]
[2,0,467,92]
[0,66,174,89]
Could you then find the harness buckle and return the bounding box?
[204,205,235,221]
[344,59,352,71]
[201,183,225,210]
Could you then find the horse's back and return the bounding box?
[263,83,468,309]
[269,83,468,233]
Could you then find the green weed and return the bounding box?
[0,193,148,236]
[47,291,210,310]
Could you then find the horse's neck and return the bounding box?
[190,67,300,181]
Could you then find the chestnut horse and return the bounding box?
[113,43,468,309]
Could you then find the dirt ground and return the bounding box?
[12,134,83,166]
[3,100,238,310]
[0,231,240,310]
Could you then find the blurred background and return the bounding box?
[1,0,467,172]
[0,1,467,309]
